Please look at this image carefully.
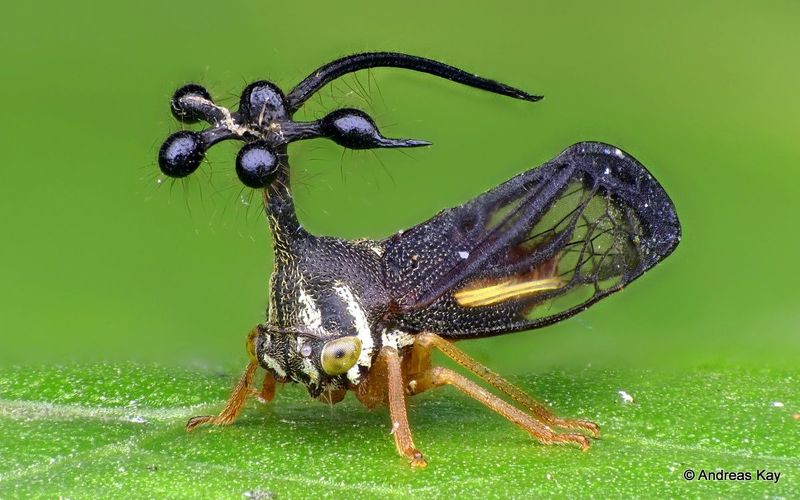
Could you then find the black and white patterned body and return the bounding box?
[256,232,403,398]
[254,142,680,399]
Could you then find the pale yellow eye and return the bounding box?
[320,336,362,375]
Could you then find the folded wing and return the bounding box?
[381,142,681,338]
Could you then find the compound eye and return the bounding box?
[235,141,278,188]
[158,131,205,177]
[320,336,362,376]
[170,84,213,123]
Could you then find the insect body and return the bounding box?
[157,52,680,467]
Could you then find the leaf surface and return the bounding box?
[1,364,797,498]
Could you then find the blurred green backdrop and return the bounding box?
[1,0,798,375]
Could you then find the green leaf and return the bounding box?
[0,364,797,498]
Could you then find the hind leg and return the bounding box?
[406,332,599,441]
[409,365,591,449]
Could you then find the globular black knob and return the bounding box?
[170,84,213,123]
[320,108,381,149]
[158,131,205,178]
[235,141,278,188]
[239,81,286,124]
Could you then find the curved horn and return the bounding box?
[285,52,541,112]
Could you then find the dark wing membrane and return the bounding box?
[380,142,680,338]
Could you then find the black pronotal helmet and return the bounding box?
[158,52,540,188]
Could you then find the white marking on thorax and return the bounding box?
[381,329,415,350]
[333,282,375,384]
[297,284,323,333]
[262,353,286,379]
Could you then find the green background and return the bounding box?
[1,0,798,497]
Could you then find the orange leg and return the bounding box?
[354,346,427,467]
[186,327,275,431]
[384,347,427,467]
[410,366,591,450]
[254,371,277,402]
[410,332,599,439]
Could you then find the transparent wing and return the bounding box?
[380,142,680,338]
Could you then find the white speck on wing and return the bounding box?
[458,250,470,259]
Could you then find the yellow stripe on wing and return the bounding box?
[454,277,564,307]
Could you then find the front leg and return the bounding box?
[355,346,427,467]
[384,347,427,467]
[187,327,276,431]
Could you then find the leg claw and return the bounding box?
[409,450,428,468]
[569,434,591,451]
[186,415,213,432]
[555,418,601,438]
